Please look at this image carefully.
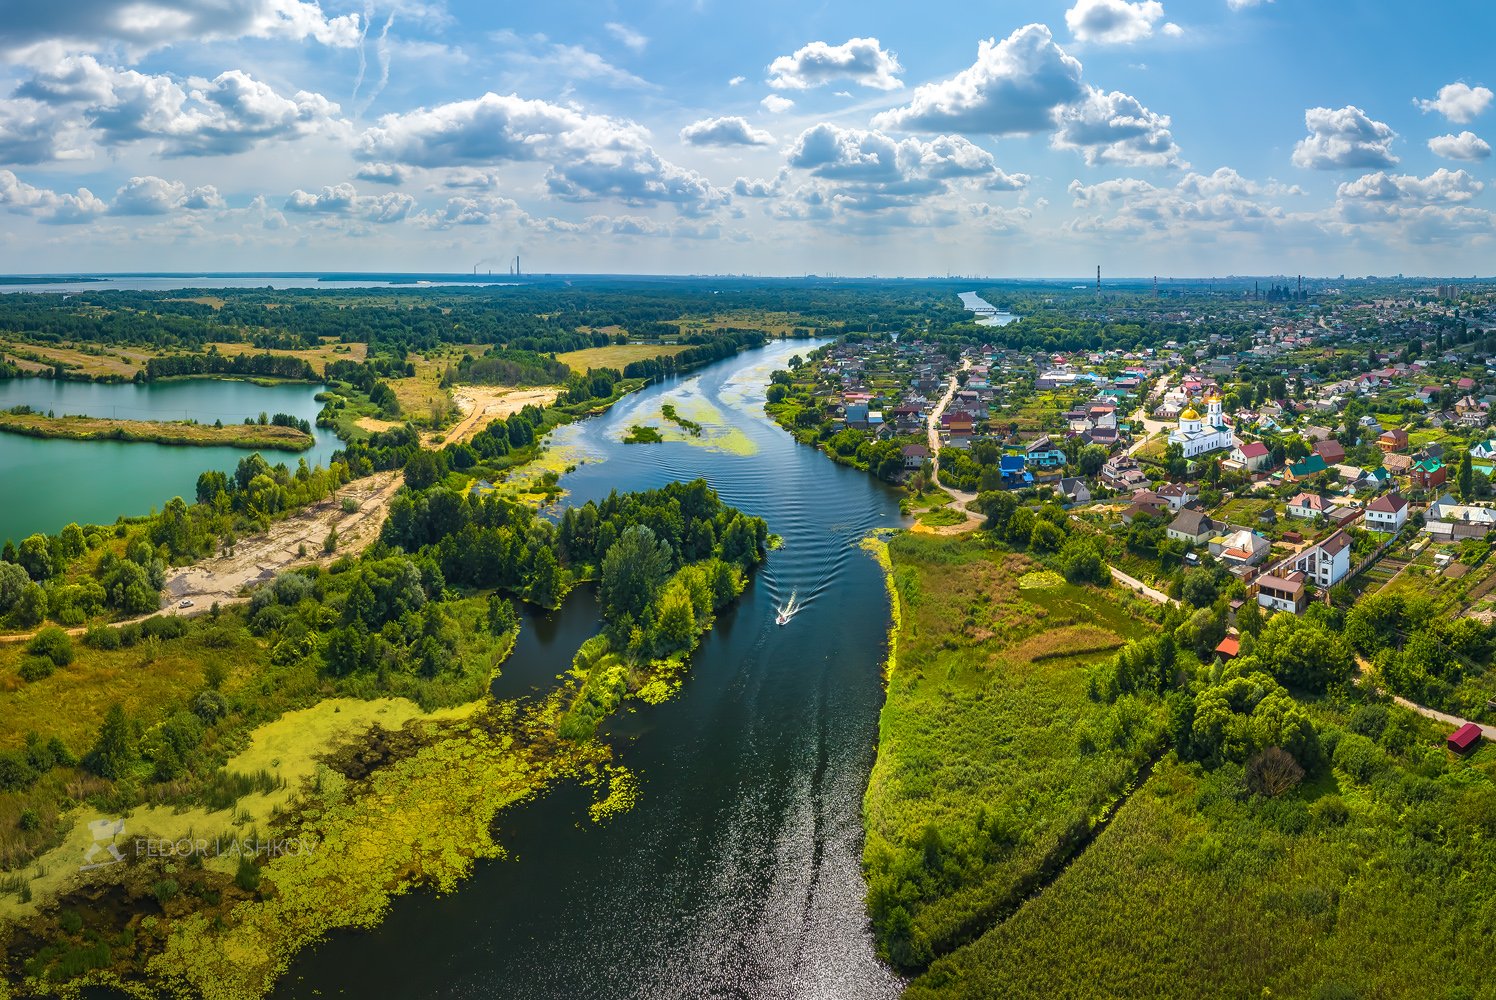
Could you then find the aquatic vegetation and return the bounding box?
[623,425,663,444]
[146,700,609,1000]
[1017,570,1064,590]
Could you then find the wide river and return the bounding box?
[273,340,909,998]
[0,378,334,541]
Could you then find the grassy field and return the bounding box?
[0,339,367,382]
[206,339,367,369]
[0,411,313,451]
[907,705,1496,1000]
[864,532,1161,970]
[386,343,483,424]
[556,343,692,371]
[0,340,156,379]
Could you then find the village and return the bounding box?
[771,287,1496,634]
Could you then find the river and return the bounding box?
[273,340,909,999]
[0,378,333,541]
[957,290,1018,327]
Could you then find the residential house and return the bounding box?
[1313,438,1346,464]
[1209,528,1271,567]
[1025,435,1066,469]
[1256,571,1309,614]
[999,454,1030,487]
[1157,482,1197,512]
[1470,439,1496,461]
[901,444,930,470]
[1285,454,1329,482]
[1364,493,1409,534]
[1382,453,1415,475]
[1101,456,1150,491]
[1411,458,1447,490]
[1122,494,1169,524]
[1281,529,1353,592]
[1422,495,1496,542]
[1167,508,1218,546]
[1286,492,1331,520]
[1379,428,1410,453]
[1229,441,1273,472]
[1057,477,1093,504]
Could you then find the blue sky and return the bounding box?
[0,0,1492,276]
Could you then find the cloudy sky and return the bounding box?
[0,0,1492,277]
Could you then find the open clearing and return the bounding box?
[557,343,691,371]
[0,340,155,379]
[206,339,367,369]
[442,385,563,444]
[160,470,403,609]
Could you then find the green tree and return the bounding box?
[26,626,74,666]
[1058,537,1106,584]
[17,534,53,581]
[1029,519,1065,553]
[1458,451,1474,501]
[88,704,137,780]
[600,526,672,626]
[1180,569,1218,609]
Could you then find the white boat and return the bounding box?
[775,591,798,626]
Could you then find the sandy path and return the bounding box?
[160,471,403,609]
[439,386,563,446]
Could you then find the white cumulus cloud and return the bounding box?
[1290,105,1398,169]
[357,92,727,215]
[872,24,1085,135]
[1065,0,1166,45]
[1428,131,1492,161]
[680,117,774,147]
[1414,82,1493,124]
[1051,86,1185,167]
[767,37,903,91]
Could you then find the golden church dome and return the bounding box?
[1180,407,1201,421]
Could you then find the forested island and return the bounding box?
[0,408,314,451]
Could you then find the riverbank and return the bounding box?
[0,410,314,451]
[862,532,1162,971]
[0,377,767,998]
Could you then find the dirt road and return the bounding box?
[928,361,979,507]
[441,386,562,446]
[160,471,403,610]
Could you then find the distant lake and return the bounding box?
[0,378,334,540]
[958,290,1019,326]
[0,275,520,294]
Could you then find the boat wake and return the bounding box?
[775,590,800,626]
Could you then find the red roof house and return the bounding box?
[1448,722,1482,753]
[1215,636,1240,660]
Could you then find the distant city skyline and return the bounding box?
[0,1,1492,276]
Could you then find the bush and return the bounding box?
[152,879,180,904]
[84,622,121,649]
[234,858,261,893]
[26,625,74,666]
[18,656,55,682]
[58,910,83,934]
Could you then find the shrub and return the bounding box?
[18,656,55,682]
[152,879,180,904]
[234,858,261,893]
[26,626,74,666]
[84,622,121,649]
[1247,746,1306,797]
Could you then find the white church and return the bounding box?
[1168,396,1234,458]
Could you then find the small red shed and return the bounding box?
[1215,636,1240,660]
[1448,722,1482,754]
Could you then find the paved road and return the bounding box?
[1390,696,1496,740]
[927,360,979,507]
